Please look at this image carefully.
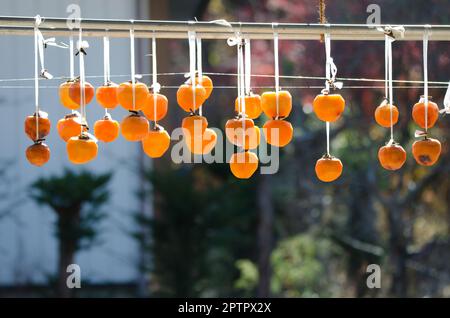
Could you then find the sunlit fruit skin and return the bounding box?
[229,151,259,179]
[235,93,262,119]
[94,116,120,143]
[24,111,51,141]
[313,93,345,122]
[26,142,50,166]
[225,117,255,146]
[117,81,149,111]
[374,103,399,128]
[412,137,441,166]
[68,80,95,106]
[261,90,292,119]
[141,93,169,121]
[378,143,406,170]
[315,156,343,182]
[57,113,85,142]
[120,113,149,141]
[59,81,79,110]
[182,115,208,139]
[176,84,207,112]
[142,127,171,158]
[187,75,214,99]
[239,126,261,150]
[412,100,439,129]
[262,119,293,147]
[96,82,119,109]
[67,134,98,165]
[186,128,217,155]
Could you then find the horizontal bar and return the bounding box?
[0,16,450,40]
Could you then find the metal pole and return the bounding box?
[0,16,450,40]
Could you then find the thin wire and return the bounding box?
[1,85,446,89]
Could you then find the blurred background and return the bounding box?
[0,0,450,298]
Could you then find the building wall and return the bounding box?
[0,0,151,285]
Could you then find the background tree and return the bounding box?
[31,169,111,297]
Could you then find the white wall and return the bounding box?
[0,0,151,285]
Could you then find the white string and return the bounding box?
[272,23,280,117]
[388,34,394,142]
[188,30,196,113]
[326,122,330,156]
[69,36,74,80]
[78,26,86,131]
[423,26,430,133]
[244,37,251,95]
[238,38,246,148]
[384,34,388,99]
[129,24,136,111]
[34,19,40,141]
[152,31,158,122]
[103,35,110,85]
[324,30,331,155]
[196,36,203,116]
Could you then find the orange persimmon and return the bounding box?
[68,79,95,106]
[142,93,168,121]
[94,115,120,143]
[96,82,119,109]
[374,102,399,128]
[142,126,171,158]
[262,119,293,147]
[57,113,86,142]
[412,99,439,129]
[229,151,259,179]
[26,142,50,166]
[67,133,98,164]
[117,81,149,111]
[182,115,208,139]
[225,117,255,146]
[313,93,345,122]
[235,93,262,119]
[24,111,51,141]
[315,155,343,182]
[412,137,441,166]
[261,90,292,119]
[378,143,406,170]
[120,113,149,141]
[59,81,79,110]
[187,75,214,99]
[185,128,217,155]
[176,84,207,112]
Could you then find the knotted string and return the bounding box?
[188,29,196,113]
[244,38,251,96]
[151,31,160,123]
[272,23,280,118]
[323,30,343,93]
[196,36,203,116]
[423,26,431,134]
[129,22,136,111]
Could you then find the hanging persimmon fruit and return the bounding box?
[374,100,399,128]
[185,128,217,155]
[68,78,95,106]
[182,114,208,139]
[120,112,149,142]
[187,75,214,99]
[315,155,343,182]
[59,80,79,110]
[261,91,292,119]
[26,141,50,166]
[117,81,149,111]
[229,151,259,179]
[177,83,207,113]
[263,119,293,148]
[313,93,345,122]
[96,81,119,109]
[378,143,406,170]
[142,91,168,121]
[412,137,441,166]
[57,112,86,142]
[235,93,262,119]
[239,126,260,150]
[94,113,119,143]
[67,133,98,164]
[142,124,171,158]
[412,97,439,129]
[225,116,255,146]
[24,111,51,141]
